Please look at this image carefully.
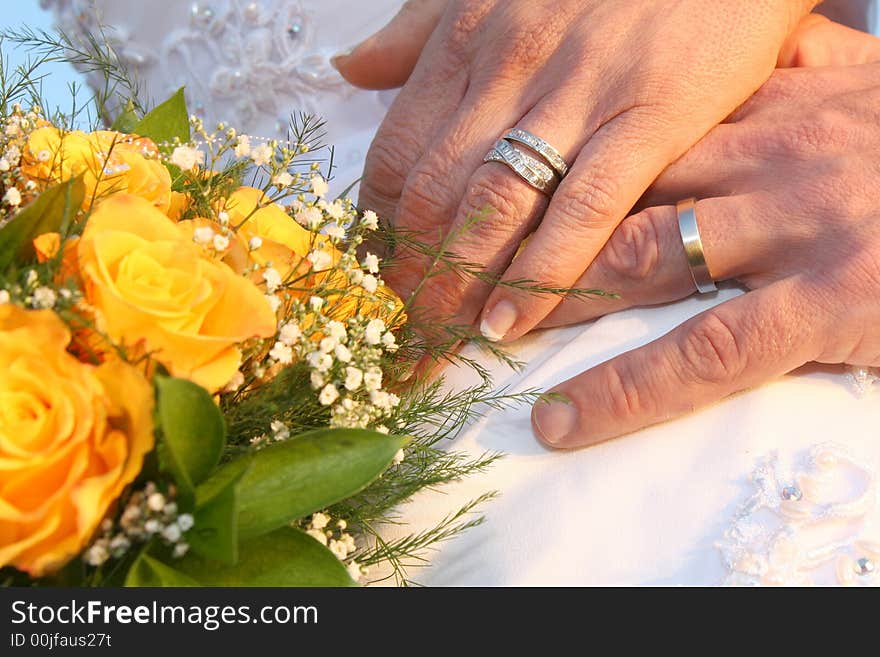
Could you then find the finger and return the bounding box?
[479,105,700,343]
[538,198,760,328]
[333,0,448,90]
[356,3,476,229]
[387,23,610,321]
[778,14,880,67]
[532,278,824,449]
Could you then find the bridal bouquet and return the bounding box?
[0,39,523,587]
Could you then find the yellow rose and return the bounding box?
[76,194,277,391]
[0,306,154,577]
[21,127,172,214]
[219,187,404,325]
[220,186,315,279]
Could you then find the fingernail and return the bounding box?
[532,400,579,447]
[330,47,354,70]
[480,300,518,342]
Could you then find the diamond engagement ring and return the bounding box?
[484,138,559,194]
[504,129,569,178]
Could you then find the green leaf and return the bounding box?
[176,527,356,586]
[231,428,409,539]
[125,553,201,587]
[188,457,252,565]
[110,98,141,133]
[0,176,84,271]
[155,375,226,506]
[134,88,190,149]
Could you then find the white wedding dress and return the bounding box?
[44,0,880,586]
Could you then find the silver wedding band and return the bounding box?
[483,129,569,195]
[677,198,717,294]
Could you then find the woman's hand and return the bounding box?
[334,0,817,339]
[530,61,880,448]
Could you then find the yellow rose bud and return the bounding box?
[0,306,154,577]
[76,194,277,391]
[21,127,173,214]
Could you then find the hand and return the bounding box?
[334,0,816,342]
[529,61,880,449]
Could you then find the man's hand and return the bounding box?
[335,0,816,342]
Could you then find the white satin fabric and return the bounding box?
[45,0,880,586]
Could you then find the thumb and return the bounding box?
[332,0,448,90]
[778,14,880,68]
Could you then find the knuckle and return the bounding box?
[444,2,486,54]
[494,24,561,74]
[553,174,620,231]
[598,209,662,283]
[363,136,418,199]
[676,312,747,386]
[464,171,536,225]
[398,166,458,232]
[602,360,656,425]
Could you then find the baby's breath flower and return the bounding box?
[344,366,363,392]
[364,319,386,346]
[169,145,204,170]
[381,331,398,351]
[309,295,324,311]
[326,320,347,341]
[217,211,230,227]
[0,158,9,172]
[251,143,273,166]
[297,206,323,230]
[269,341,294,365]
[306,351,332,372]
[328,539,348,560]
[272,171,293,188]
[193,226,215,245]
[270,420,290,441]
[325,200,345,220]
[234,134,251,157]
[348,269,364,285]
[310,175,329,198]
[361,210,379,230]
[347,561,364,581]
[363,253,380,274]
[310,370,325,389]
[0,290,10,305]
[334,343,352,363]
[248,236,263,251]
[325,224,345,241]
[212,234,230,252]
[265,294,282,314]
[306,529,328,545]
[3,187,21,207]
[311,513,330,530]
[363,366,382,392]
[362,274,378,294]
[278,321,301,345]
[319,383,340,406]
[262,267,282,293]
[308,249,332,272]
[31,286,57,309]
[147,493,166,512]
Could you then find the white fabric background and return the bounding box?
[43,0,880,585]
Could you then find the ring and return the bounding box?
[484,139,558,194]
[677,198,717,294]
[504,128,569,178]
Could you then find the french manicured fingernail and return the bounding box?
[532,400,579,447]
[330,47,354,70]
[480,300,518,342]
